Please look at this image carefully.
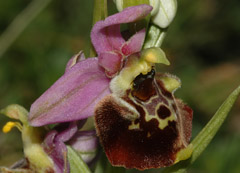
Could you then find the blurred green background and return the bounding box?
[0,0,240,172]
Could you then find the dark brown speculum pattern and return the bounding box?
[157,105,171,119]
[95,70,193,170]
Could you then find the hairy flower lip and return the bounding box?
[95,72,193,170]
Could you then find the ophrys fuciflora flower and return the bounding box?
[28,4,193,171]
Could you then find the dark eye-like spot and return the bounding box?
[133,69,155,89]
[132,69,156,101]
[157,105,171,119]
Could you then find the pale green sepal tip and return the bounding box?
[158,75,181,92]
[0,104,28,125]
[141,47,170,65]
[162,85,240,173]
[67,146,91,173]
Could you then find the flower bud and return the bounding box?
[68,130,99,165]
[113,0,178,28]
[150,0,177,28]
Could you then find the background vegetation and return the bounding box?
[0,0,239,172]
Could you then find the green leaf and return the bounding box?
[67,146,91,173]
[0,0,52,58]
[163,85,240,173]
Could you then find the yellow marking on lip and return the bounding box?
[128,121,140,130]
[129,93,177,130]
[158,75,181,93]
[143,103,176,130]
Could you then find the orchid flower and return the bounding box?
[42,120,98,172]
[1,1,240,173]
[91,5,193,170]
[27,4,193,171]
[0,105,54,172]
[94,48,193,170]
[1,105,98,173]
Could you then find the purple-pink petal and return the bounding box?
[121,29,146,56]
[91,4,152,54]
[43,130,67,173]
[55,121,79,142]
[98,51,123,77]
[43,122,83,173]
[29,58,111,126]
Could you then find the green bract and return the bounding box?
[67,146,91,173]
[163,85,240,173]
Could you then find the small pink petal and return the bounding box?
[56,120,86,142]
[43,130,64,173]
[43,122,81,173]
[91,4,152,54]
[98,51,123,77]
[121,29,146,56]
[29,58,111,126]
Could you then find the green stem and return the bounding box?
[122,0,167,49]
[143,24,167,48]
[0,0,52,58]
[89,0,108,57]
